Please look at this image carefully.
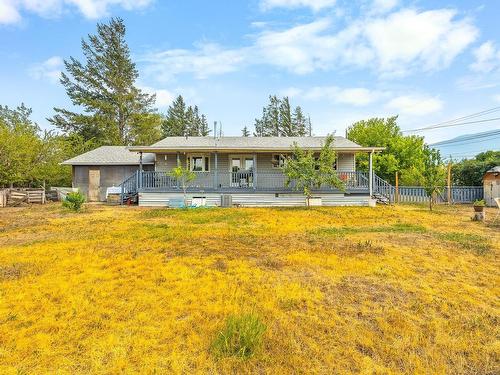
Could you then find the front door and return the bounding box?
[230,157,241,187]
[88,167,101,201]
[230,155,254,188]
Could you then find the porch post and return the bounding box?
[139,151,143,172]
[253,153,257,190]
[214,152,218,189]
[368,151,373,197]
[176,152,180,166]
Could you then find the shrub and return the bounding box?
[62,191,85,212]
[211,313,266,359]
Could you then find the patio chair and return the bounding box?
[492,197,500,225]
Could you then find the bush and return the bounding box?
[211,313,266,359]
[62,191,85,211]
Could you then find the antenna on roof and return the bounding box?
[213,121,217,139]
[218,121,223,138]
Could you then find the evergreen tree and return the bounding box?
[162,95,187,136]
[254,95,313,137]
[292,106,307,136]
[199,115,210,136]
[307,116,313,136]
[49,18,155,145]
[279,97,293,136]
[185,106,195,136]
[242,126,250,137]
[161,95,210,137]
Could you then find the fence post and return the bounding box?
[395,171,399,204]
[368,151,373,197]
[447,163,452,204]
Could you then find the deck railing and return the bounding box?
[137,170,369,192]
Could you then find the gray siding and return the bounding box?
[153,152,356,173]
[73,164,153,201]
[139,192,372,207]
[337,153,355,171]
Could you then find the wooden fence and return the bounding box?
[395,186,483,204]
[0,189,7,207]
[0,188,46,207]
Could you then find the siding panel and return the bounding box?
[139,192,372,207]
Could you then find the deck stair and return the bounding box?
[373,175,395,204]
[119,171,139,204]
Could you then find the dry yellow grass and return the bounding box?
[0,203,498,374]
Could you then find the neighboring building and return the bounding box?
[63,136,384,207]
[483,166,500,207]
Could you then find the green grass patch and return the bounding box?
[313,222,427,237]
[211,313,266,359]
[436,232,492,255]
[141,209,178,218]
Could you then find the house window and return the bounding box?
[272,154,286,168]
[188,154,210,172]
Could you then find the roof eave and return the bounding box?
[128,146,385,153]
[60,161,155,166]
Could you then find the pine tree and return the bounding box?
[242,126,250,137]
[185,106,195,136]
[268,95,280,136]
[279,97,293,136]
[292,106,307,136]
[254,95,313,137]
[199,115,210,136]
[161,95,211,137]
[162,95,187,136]
[49,18,155,145]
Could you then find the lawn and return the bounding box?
[0,203,498,374]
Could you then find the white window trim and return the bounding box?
[229,154,255,171]
[187,153,210,172]
[272,153,287,168]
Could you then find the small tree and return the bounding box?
[62,191,86,212]
[169,166,196,207]
[421,145,446,211]
[282,135,344,207]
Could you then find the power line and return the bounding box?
[431,130,500,147]
[404,117,500,133]
[402,105,500,133]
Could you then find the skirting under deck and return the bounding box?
[138,192,376,207]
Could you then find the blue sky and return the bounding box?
[1,0,499,147]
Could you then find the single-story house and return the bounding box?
[483,166,500,207]
[63,136,385,207]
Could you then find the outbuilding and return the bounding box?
[483,166,500,207]
[62,146,154,201]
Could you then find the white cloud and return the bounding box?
[29,56,63,83]
[0,0,154,24]
[493,94,500,104]
[371,0,398,13]
[364,9,477,76]
[470,41,500,73]
[143,7,477,80]
[300,86,386,106]
[143,43,248,81]
[0,1,21,24]
[386,95,443,116]
[139,85,175,108]
[260,0,337,12]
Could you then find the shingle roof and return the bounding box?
[128,136,383,152]
[62,146,155,165]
